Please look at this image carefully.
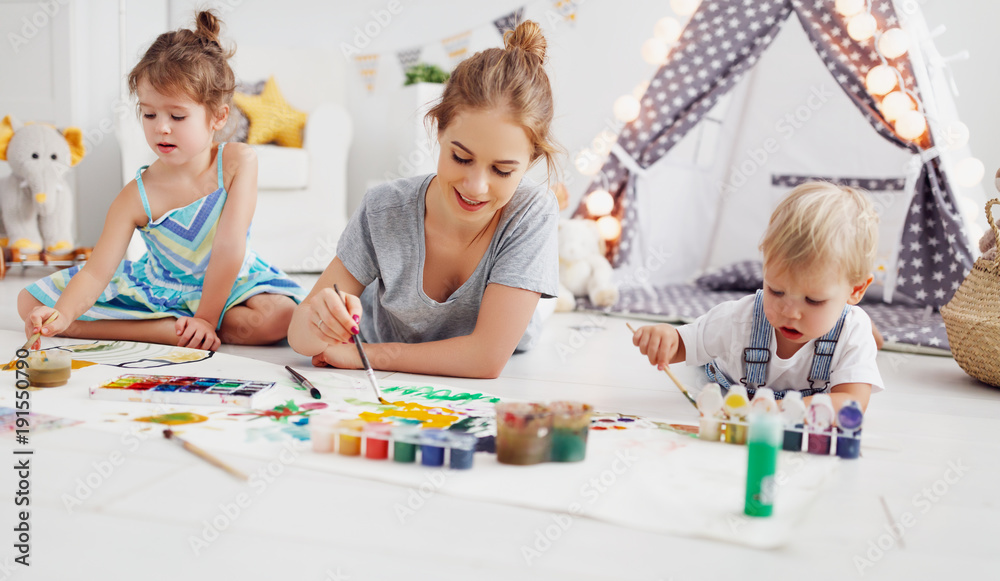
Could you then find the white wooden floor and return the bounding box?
[1,265,997,580]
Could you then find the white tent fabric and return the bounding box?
[574,0,982,310]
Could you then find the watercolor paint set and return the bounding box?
[310,418,479,469]
[695,384,864,460]
[89,374,276,407]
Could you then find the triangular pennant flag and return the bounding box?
[553,0,580,23]
[441,31,472,69]
[397,47,423,71]
[493,7,525,36]
[354,54,379,93]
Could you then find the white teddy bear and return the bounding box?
[555,218,620,311]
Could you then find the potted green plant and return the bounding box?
[403,63,450,86]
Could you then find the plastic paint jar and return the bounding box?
[419,429,448,467]
[309,414,339,453]
[745,413,782,517]
[26,350,71,387]
[447,432,477,469]
[495,402,553,465]
[392,425,419,463]
[336,419,365,456]
[549,401,593,462]
[835,400,864,459]
[363,422,392,460]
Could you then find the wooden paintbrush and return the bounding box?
[333,284,390,405]
[626,322,699,409]
[163,429,248,481]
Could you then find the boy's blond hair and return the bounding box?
[760,182,879,285]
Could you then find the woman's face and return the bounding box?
[434,107,533,223]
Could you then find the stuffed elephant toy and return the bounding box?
[0,115,85,254]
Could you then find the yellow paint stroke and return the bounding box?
[357,400,459,429]
[135,412,209,425]
[71,360,97,369]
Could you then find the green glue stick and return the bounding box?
[744,412,783,517]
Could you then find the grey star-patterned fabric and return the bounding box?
[695,259,763,291]
[573,0,974,311]
[771,174,906,192]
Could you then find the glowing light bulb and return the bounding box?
[641,38,669,66]
[585,189,615,217]
[878,28,909,58]
[654,17,683,43]
[835,0,865,17]
[865,65,898,96]
[596,216,622,241]
[894,110,927,141]
[613,95,641,123]
[670,0,701,17]
[592,133,613,156]
[954,157,985,187]
[847,13,877,41]
[879,91,914,122]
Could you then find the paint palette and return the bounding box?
[89,374,276,407]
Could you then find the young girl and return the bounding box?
[287,20,560,378]
[18,11,303,351]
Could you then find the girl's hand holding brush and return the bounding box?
[24,308,65,348]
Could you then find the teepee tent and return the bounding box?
[573,0,983,314]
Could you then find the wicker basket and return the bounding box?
[941,198,1000,387]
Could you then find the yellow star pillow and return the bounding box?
[232,76,307,148]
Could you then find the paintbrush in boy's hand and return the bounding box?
[332,284,390,405]
[626,322,699,409]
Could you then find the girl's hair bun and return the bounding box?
[194,10,222,44]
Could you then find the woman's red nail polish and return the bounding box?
[353,315,360,322]
[352,326,359,334]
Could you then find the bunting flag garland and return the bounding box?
[396,47,423,71]
[354,54,379,93]
[493,7,525,36]
[441,31,472,69]
[552,0,581,23]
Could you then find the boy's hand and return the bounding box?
[175,316,221,351]
[26,307,68,341]
[306,287,362,345]
[632,324,682,370]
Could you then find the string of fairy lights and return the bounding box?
[572,0,982,244]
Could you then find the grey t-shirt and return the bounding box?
[338,174,559,352]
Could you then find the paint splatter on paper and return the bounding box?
[50,340,214,368]
[135,412,209,425]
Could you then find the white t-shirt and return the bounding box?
[676,294,884,393]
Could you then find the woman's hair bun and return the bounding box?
[194,10,222,44]
[503,20,546,62]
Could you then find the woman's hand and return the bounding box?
[175,316,221,351]
[25,307,68,342]
[305,287,362,345]
[311,343,362,369]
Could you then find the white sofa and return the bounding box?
[117,46,351,273]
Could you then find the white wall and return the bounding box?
[3,0,995,246]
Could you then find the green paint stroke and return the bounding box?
[382,385,500,404]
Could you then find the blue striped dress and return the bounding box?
[27,143,305,327]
